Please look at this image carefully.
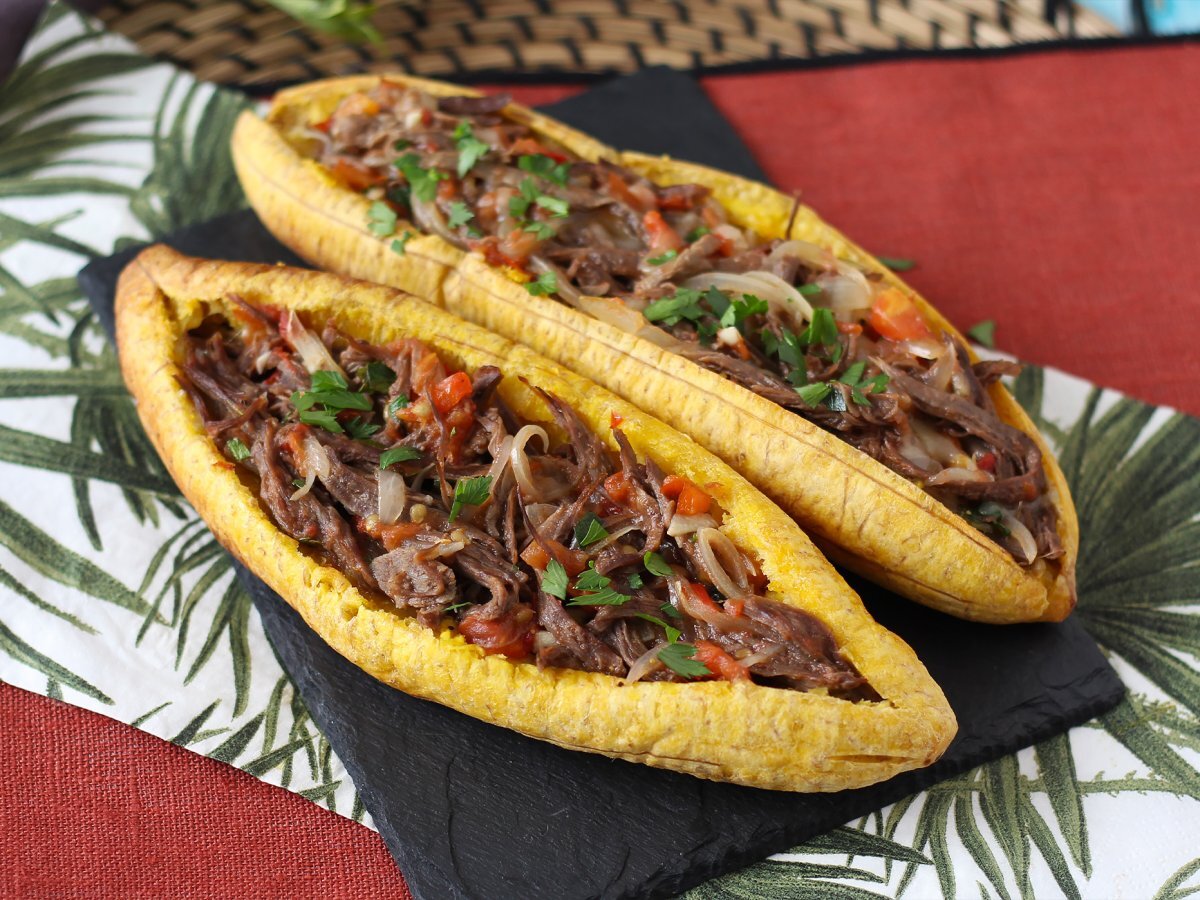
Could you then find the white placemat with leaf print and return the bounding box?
[2,6,1198,897]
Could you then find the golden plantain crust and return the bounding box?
[116,246,956,792]
[230,76,1078,624]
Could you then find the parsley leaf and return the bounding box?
[360,361,395,393]
[508,178,539,219]
[453,121,490,177]
[643,551,673,578]
[541,559,569,600]
[567,585,631,607]
[367,201,396,238]
[390,231,412,255]
[535,194,569,218]
[658,642,710,678]
[523,221,556,241]
[761,326,805,370]
[840,360,867,387]
[798,283,821,297]
[627,572,644,590]
[659,602,682,620]
[801,307,839,350]
[291,387,371,412]
[517,154,570,186]
[449,475,493,522]
[719,293,768,329]
[395,153,447,203]
[447,201,474,229]
[379,446,421,469]
[226,438,250,461]
[575,564,610,592]
[387,394,410,419]
[345,417,381,440]
[298,409,344,433]
[525,271,557,296]
[573,512,608,549]
[877,256,915,271]
[795,382,833,407]
[291,372,373,435]
[647,249,678,266]
[643,288,704,326]
[634,613,682,644]
[968,319,996,348]
[311,370,347,392]
[686,225,710,242]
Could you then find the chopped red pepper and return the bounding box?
[604,471,631,504]
[662,475,712,516]
[509,137,568,163]
[693,640,750,682]
[642,210,684,254]
[725,598,745,617]
[458,608,535,659]
[431,371,473,414]
[977,451,997,472]
[520,538,589,576]
[868,289,932,342]
[609,412,624,430]
[330,158,381,192]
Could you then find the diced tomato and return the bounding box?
[458,608,535,659]
[474,236,527,272]
[499,226,542,264]
[684,582,723,616]
[421,108,433,127]
[431,371,473,414]
[725,598,745,617]
[436,177,460,202]
[329,158,382,192]
[334,92,380,119]
[520,538,589,576]
[604,171,648,212]
[642,210,683,254]
[312,117,332,133]
[609,412,624,430]
[378,522,424,551]
[604,471,631,504]
[868,289,932,342]
[662,475,712,516]
[693,640,750,682]
[508,137,568,163]
[977,451,997,473]
[700,206,722,229]
[836,321,864,336]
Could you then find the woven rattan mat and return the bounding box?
[97,0,1119,87]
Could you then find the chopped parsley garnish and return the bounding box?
[627,572,644,590]
[443,602,472,613]
[379,446,421,469]
[387,394,410,418]
[643,287,704,327]
[345,418,381,440]
[968,319,996,348]
[877,256,915,271]
[634,613,682,643]
[647,249,678,266]
[836,361,889,406]
[798,283,821,297]
[575,563,610,592]
[801,307,839,351]
[452,121,490,177]
[366,201,396,237]
[226,438,250,461]
[574,512,608,549]
[760,326,805,371]
[517,153,570,186]
[657,642,710,678]
[659,602,682,619]
[291,371,372,435]
[448,474,493,522]
[395,153,447,203]
[292,478,306,489]
[795,382,833,407]
[510,177,569,224]
[541,559,569,600]
[643,551,673,578]
[523,221,556,241]
[447,201,474,229]
[534,194,569,218]
[567,576,631,606]
[686,225,710,242]
[360,360,395,393]
[390,231,412,255]
[964,501,1011,537]
[719,293,768,329]
[393,139,412,152]
[525,271,557,296]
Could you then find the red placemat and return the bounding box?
[7,41,1200,897]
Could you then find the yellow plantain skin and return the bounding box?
[116,245,956,792]
[230,76,1078,624]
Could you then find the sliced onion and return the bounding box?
[911,418,965,468]
[712,224,749,254]
[290,434,331,500]
[524,503,557,528]
[714,326,742,350]
[486,434,515,492]
[623,645,663,684]
[672,578,764,636]
[739,644,784,668]
[253,350,274,374]
[695,527,752,600]
[429,539,467,559]
[767,239,831,270]
[377,468,408,524]
[587,523,642,553]
[528,255,581,305]
[667,512,718,537]
[816,265,872,322]
[897,434,937,473]
[1001,510,1038,565]
[926,467,994,487]
[924,349,956,393]
[533,630,557,652]
[510,425,552,500]
[681,271,814,324]
[898,338,946,361]
[280,310,345,377]
[411,196,462,247]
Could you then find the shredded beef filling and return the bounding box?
[304,81,1061,567]
[178,303,873,697]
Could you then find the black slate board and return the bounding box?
[79,68,1125,900]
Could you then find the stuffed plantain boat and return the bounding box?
[230,76,1078,624]
[116,246,955,792]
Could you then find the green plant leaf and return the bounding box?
[954,790,1012,900]
[0,618,111,704]
[1154,858,1200,900]
[208,713,265,764]
[170,701,220,745]
[1034,732,1090,875]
